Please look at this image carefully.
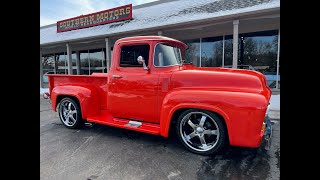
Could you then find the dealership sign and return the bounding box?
[57,4,132,33]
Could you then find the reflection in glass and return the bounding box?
[80,50,90,75]
[72,52,77,74]
[154,43,182,67]
[183,39,200,66]
[55,52,67,74]
[89,49,103,73]
[42,54,55,83]
[42,54,55,70]
[224,35,233,67]
[201,37,223,67]
[239,30,279,88]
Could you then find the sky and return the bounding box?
[40,0,158,26]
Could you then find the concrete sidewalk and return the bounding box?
[269,110,280,120]
[269,94,280,120]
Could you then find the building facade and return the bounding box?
[40,0,280,91]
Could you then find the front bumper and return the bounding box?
[263,114,273,150]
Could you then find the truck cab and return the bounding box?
[107,36,187,124]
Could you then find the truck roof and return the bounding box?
[116,35,188,49]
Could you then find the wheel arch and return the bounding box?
[160,103,231,143]
[51,85,99,119]
[56,95,81,109]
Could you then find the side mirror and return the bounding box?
[137,56,148,70]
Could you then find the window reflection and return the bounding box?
[224,35,233,67]
[89,49,104,73]
[80,50,90,75]
[72,52,77,74]
[80,49,106,75]
[201,37,223,67]
[55,52,67,74]
[42,54,55,83]
[183,39,200,66]
[239,30,279,88]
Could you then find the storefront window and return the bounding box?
[72,52,77,74]
[239,30,279,88]
[80,50,90,75]
[55,52,67,74]
[42,54,55,83]
[201,36,223,67]
[89,49,104,73]
[183,39,200,66]
[80,49,106,75]
[224,35,233,67]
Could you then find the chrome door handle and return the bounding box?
[112,75,123,79]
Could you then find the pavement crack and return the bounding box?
[70,136,94,157]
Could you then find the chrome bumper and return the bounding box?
[263,104,273,150]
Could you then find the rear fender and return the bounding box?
[51,85,100,119]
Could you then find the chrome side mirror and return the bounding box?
[137,56,148,70]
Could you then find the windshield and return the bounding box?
[154,43,182,67]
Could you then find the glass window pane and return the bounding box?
[154,43,182,67]
[224,35,233,67]
[201,36,223,67]
[240,30,278,88]
[120,45,150,67]
[72,52,77,74]
[183,39,200,66]
[42,54,55,84]
[80,50,89,75]
[102,48,107,73]
[55,52,67,74]
[89,49,103,73]
[42,54,55,71]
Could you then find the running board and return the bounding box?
[87,110,160,135]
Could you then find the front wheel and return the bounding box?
[58,97,83,129]
[176,109,227,155]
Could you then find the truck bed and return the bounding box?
[47,73,109,109]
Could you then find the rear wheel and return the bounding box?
[58,97,83,129]
[176,109,227,155]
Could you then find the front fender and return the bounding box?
[159,90,269,147]
[51,85,100,119]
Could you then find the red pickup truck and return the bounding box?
[46,36,272,155]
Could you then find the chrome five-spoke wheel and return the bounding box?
[58,98,83,129]
[176,109,226,155]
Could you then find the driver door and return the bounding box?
[108,43,159,123]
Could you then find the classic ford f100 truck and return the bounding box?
[45,36,272,155]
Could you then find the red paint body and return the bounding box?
[47,36,272,148]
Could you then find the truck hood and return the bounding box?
[171,66,271,101]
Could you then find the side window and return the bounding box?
[120,44,150,67]
[154,43,182,67]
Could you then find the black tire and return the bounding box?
[176,109,227,155]
[58,97,84,129]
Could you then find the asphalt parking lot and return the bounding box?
[40,96,280,180]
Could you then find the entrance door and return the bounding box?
[108,44,159,123]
